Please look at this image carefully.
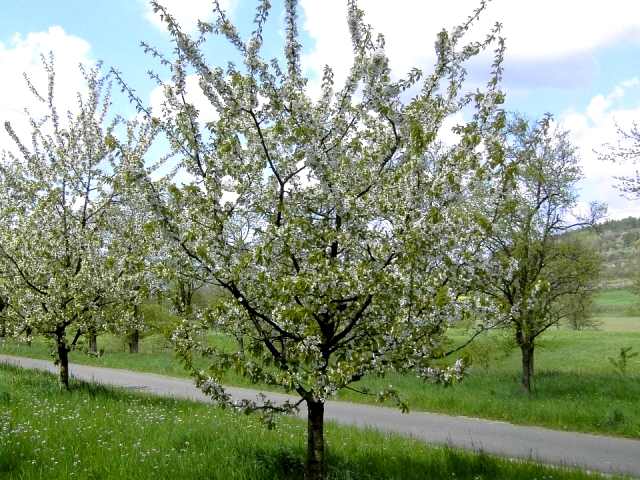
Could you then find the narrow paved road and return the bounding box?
[2,354,639,477]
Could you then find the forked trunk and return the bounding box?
[56,337,70,390]
[305,399,325,480]
[520,342,535,394]
[128,330,139,354]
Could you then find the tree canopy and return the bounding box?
[119,1,513,477]
[0,57,154,388]
[481,115,602,393]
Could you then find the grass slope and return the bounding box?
[0,365,626,480]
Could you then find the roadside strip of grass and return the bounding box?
[2,327,639,439]
[0,364,629,480]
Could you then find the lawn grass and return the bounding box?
[2,288,639,439]
[0,364,626,480]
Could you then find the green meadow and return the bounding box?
[0,364,628,480]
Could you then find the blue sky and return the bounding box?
[1,0,639,218]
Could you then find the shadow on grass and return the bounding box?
[529,370,640,400]
[423,368,640,403]
[0,440,32,476]
[3,364,131,401]
[238,443,572,480]
[0,363,187,408]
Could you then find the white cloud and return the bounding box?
[438,112,465,147]
[560,79,640,219]
[0,26,95,153]
[298,1,640,218]
[300,0,640,88]
[142,0,236,33]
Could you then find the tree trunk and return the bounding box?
[88,330,97,354]
[520,342,535,394]
[128,330,139,354]
[0,297,6,338]
[305,399,325,480]
[56,337,70,390]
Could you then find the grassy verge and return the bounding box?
[2,288,638,439]
[3,327,639,439]
[339,329,640,438]
[0,364,626,480]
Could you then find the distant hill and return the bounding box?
[569,217,639,288]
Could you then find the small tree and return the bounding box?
[563,288,601,330]
[482,115,603,393]
[127,1,509,478]
[110,181,164,354]
[0,57,153,388]
[169,276,202,317]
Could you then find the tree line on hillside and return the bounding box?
[565,216,640,289]
[0,1,635,478]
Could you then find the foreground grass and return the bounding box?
[0,365,625,480]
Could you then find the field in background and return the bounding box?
[2,287,639,438]
[0,364,626,480]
